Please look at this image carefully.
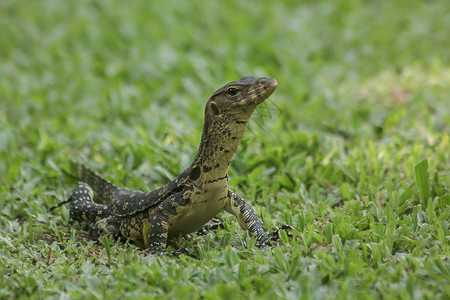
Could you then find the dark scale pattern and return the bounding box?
[69,182,111,224]
[53,77,277,254]
[78,162,119,204]
[225,190,268,247]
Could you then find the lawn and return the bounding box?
[0,0,449,299]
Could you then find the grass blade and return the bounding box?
[414,159,430,203]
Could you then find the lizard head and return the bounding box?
[205,76,278,124]
[194,77,277,170]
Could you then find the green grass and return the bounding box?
[1,0,449,299]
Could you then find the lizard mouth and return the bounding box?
[237,77,278,107]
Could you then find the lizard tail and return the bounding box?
[49,198,73,211]
[49,182,112,223]
[76,161,119,205]
[49,159,120,212]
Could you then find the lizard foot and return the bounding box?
[267,224,294,244]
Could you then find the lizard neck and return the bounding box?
[180,76,277,187]
[191,118,250,181]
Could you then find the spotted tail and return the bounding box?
[76,161,119,205]
[49,161,119,212]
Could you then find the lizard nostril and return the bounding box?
[259,77,277,89]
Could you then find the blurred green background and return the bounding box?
[0,0,449,299]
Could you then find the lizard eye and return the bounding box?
[227,88,238,96]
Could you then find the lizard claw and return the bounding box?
[268,224,294,244]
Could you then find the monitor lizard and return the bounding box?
[51,76,278,254]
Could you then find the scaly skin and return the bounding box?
[57,76,277,254]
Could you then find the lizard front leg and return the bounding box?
[145,208,169,254]
[224,190,268,248]
[144,193,189,254]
